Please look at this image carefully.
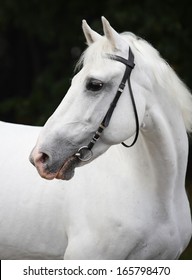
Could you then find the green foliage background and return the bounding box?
[0,0,191,258]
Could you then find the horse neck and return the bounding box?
[148,91,188,185]
[121,90,188,197]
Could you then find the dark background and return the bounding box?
[0,0,191,259]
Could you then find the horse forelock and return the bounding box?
[75,37,114,72]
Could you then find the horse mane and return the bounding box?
[124,32,192,133]
[77,32,192,133]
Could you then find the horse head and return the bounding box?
[29,17,153,180]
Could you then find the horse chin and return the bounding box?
[55,155,80,180]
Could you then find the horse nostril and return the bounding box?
[30,150,50,167]
[40,153,49,164]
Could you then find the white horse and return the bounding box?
[1,17,192,259]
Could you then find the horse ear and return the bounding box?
[101,16,121,50]
[82,20,102,45]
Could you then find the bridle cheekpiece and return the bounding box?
[75,47,139,161]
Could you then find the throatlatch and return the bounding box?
[75,47,139,162]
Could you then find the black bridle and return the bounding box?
[75,47,139,162]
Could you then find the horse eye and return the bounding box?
[86,79,103,92]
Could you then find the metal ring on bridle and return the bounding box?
[75,146,93,162]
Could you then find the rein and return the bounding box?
[75,47,139,162]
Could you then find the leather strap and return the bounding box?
[102,48,135,128]
[75,47,139,161]
[103,47,139,148]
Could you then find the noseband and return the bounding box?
[75,47,139,162]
